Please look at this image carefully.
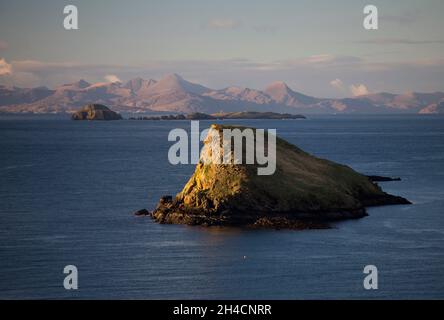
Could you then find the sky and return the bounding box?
[0,0,443,98]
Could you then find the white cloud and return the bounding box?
[355,38,444,45]
[331,79,371,97]
[350,84,369,96]
[305,54,362,66]
[11,60,81,72]
[206,19,240,30]
[0,58,12,75]
[380,11,418,25]
[330,78,344,90]
[307,54,335,64]
[331,79,369,97]
[104,74,121,83]
[1,60,132,87]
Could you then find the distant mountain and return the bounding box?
[0,85,54,106]
[58,79,91,90]
[264,81,320,107]
[204,86,273,104]
[123,78,157,98]
[124,73,212,113]
[1,74,443,114]
[312,91,444,114]
[149,73,209,95]
[357,92,444,112]
[419,100,444,114]
[4,79,131,113]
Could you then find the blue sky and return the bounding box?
[0,0,443,97]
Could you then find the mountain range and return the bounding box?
[1,73,443,114]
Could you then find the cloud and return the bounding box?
[11,60,82,72]
[307,54,336,64]
[330,78,344,90]
[0,58,41,87]
[206,18,240,30]
[331,79,370,97]
[248,55,363,72]
[409,58,444,67]
[350,84,369,96]
[304,54,362,67]
[104,74,121,83]
[0,59,135,87]
[0,58,12,75]
[355,38,444,45]
[380,11,418,25]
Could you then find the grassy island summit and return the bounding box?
[151,124,410,229]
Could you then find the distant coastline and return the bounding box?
[129,111,306,121]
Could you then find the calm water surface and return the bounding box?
[0,115,443,299]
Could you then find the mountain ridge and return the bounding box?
[1,74,443,114]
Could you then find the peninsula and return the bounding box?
[129,111,306,121]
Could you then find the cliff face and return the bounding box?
[71,104,122,120]
[152,124,410,229]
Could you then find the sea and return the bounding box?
[0,114,443,299]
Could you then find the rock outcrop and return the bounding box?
[367,175,401,182]
[134,209,150,216]
[71,104,122,120]
[151,124,411,229]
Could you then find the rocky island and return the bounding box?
[71,104,122,120]
[150,124,410,229]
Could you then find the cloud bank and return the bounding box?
[0,58,12,76]
[350,84,370,96]
[206,19,240,30]
[330,78,344,90]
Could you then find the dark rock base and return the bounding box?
[150,192,411,230]
[151,203,368,230]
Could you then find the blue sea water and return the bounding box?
[0,115,443,299]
